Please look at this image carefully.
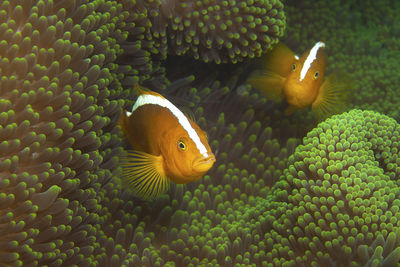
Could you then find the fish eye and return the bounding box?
[314,71,319,79]
[177,140,187,151]
[292,64,296,71]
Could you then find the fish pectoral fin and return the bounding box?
[311,72,353,121]
[247,71,285,103]
[121,150,170,200]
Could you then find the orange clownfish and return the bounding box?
[248,41,351,119]
[118,85,216,200]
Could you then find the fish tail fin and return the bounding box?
[247,71,286,102]
[247,42,296,102]
[311,72,353,121]
[263,42,297,77]
[121,150,170,200]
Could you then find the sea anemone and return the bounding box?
[0,0,127,265]
[253,109,400,266]
[160,0,286,63]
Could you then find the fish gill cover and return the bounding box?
[1,0,400,266]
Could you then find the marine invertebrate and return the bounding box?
[3,0,400,266]
[0,0,127,265]
[114,0,288,84]
[90,65,299,265]
[108,107,400,266]
[160,0,286,63]
[116,0,169,89]
[251,109,400,266]
[0,0,289,264]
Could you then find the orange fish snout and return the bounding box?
[284,80,318,109]
[193,152,216,173]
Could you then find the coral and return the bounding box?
[97,73,299,265]
[0,0,292,260]
[113,0,287,84]
[160,0,286,64]
[0,0,290,265]
[116,0,169,89]
[251,109,400,266]
[99,96,400,265]
[0,0,127,265]
[3,0,400,266]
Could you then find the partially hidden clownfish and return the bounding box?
[248,41,351,119]
[118,85,216,200]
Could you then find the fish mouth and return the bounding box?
[193,152,216,172]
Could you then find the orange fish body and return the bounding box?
[120,104,174,156]
[248,42,350,119]
[118,86,215,199]
[284,43,326,110]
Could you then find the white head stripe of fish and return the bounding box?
[131,94,209,157]
[299,41,325,81]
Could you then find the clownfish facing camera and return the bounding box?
[248,41,351,119]
[118,85,216,200]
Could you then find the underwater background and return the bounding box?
[1,0,400,266]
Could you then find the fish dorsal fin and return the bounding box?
[247,70,286,102]
[263,42,297,77]
[134,84,165,99]
[180,106,196,122]
[121,150,170,200]
[311,72,352,121]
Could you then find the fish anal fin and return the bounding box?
[263,42,297,77]
[248,71,285,103]
[121,150,170,200]
[284,105,298,115]
[181,106,196,122]
[311,72,353,121]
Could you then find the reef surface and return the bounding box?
[1,0,400,266]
